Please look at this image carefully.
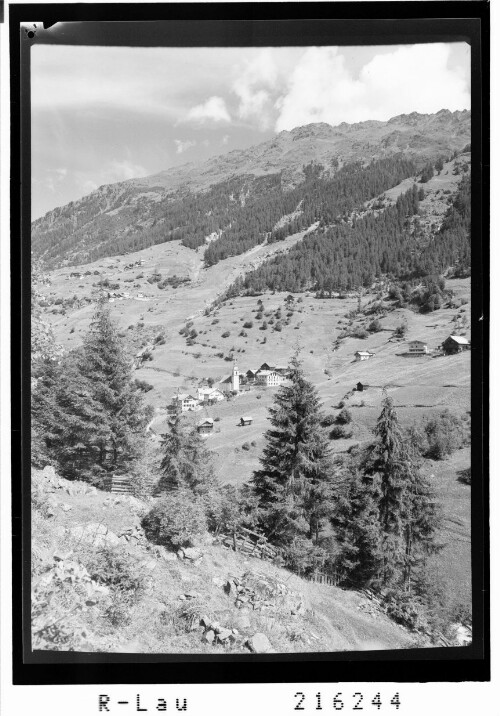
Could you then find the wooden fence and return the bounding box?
[217,525,281,561]
[102,474,133,495]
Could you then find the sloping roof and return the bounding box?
[355,351,374,356]
[240,416,253,421]
[409,340,427,345]
[198,419,214,426]
[257,370,273,376]
[448,335,470,344]
[175,393,196,401]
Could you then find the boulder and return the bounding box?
[182,547,203,561]
[216,628,233,642]
[245,633,273,654]
[202,629,215,644]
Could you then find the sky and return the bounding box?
[31,42,471,219]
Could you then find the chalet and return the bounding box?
[197,419,214,434]
[442,335,471,355]
[172,393,198,412]
[354,351,374,362]
[245,369,259,383]
[240,416,253,426]
[356,382,369,392]
[197,387,224,403]
[259,362,274,371]
[255,370,286,387]
[408,340,429,355]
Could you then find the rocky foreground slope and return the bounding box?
[32,466,422,654]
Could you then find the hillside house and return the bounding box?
[172,393,198,412]
[442,335,471,355]
[245,369,259,383]
[255,370,286,387]
[408,340,429,355]
[356,382,369,392]
[259,362,274,371]
[354,351,374,362]
[197,387,225,403]
[197,419,214,434]
[240,416,253,426]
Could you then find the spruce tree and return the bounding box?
[252,354,335,550]
[157,413,216,496]
[77,299,150,473]
[32,299,150,481]
[330,466,383,587]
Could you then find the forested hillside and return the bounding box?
[31,110,471,269]
[227,171,471,295]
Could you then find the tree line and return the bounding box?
[228,175,471,295]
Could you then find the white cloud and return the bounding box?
[185,96,231,124]
[232,49,280,130]
[275,44,471,132]
[108,160,147,182]
[174,139,197,154]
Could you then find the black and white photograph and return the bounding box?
[14,9,487,678]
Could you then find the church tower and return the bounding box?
[231,364,240,392]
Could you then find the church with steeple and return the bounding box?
[219,363,240,394]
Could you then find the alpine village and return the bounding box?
[32,110,472,654]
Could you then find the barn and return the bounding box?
[240,416,253,426]
[197,419,214,434]
[354,351,374,362]
[442,335,471,354]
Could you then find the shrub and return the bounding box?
[260,321,268,330]
[321,414,337,427]
[383,589,429,632]
[423,410,469,459]
[337,408,352,425]
[274,321,283,332]
[243,321,253,329]
[141,491,207,549]
[457,467,471,485]
[242,442,251,451]
[368,318,382,333]
[222,331,230,338]
[85,545,146,594]
[239,330,248,337]
[330,426,346,439]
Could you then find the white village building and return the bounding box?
[408,340,429,355]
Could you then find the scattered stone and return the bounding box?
[212,577,225,588]
[60,502,73,512]
[245,633,273,654]
[178,594,187,601]
[199,615,210,628]
[184,592,200,600]
[216,628,233,642]
[162,551,177,562]
[202,630,215,644]
[182,547,203,561]
[234,613,251,630]
[224,580,235,597]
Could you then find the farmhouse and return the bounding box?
[255,370,286,387]
[197,387,225,403]
[442,335,471,355]
[240,416,253,426]
[354,351,374,362]
[245,369,259,383]
[408,340,429,355]
[172,393,198,412]
[356,382,369,392]
[197,419,214,434]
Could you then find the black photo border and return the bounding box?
[10,1,490,686]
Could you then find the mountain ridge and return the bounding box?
[32,109,471,268]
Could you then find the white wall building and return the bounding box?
[408,340,429,355]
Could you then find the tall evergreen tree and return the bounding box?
[157,413,216,496]
[252,354,335,550]
[32,299,151,481]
